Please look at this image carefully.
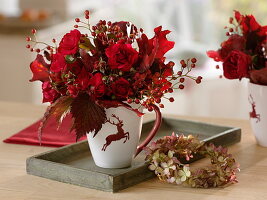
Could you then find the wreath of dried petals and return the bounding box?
[144,133,240,188]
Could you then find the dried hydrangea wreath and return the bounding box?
[144,133,240,188]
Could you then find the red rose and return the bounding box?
[223,50,251,79]
[42,81,60,103]
[89,73,106,98]
[58,29,81,55]
[112,77,130,99]
[50,53,67,73]
[106,41,138,71]
[207,34,246,62]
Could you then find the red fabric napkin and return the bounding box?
[3,116,86,147]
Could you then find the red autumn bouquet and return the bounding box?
[207,10,267,85]
[27,10,201,140]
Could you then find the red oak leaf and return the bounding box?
[29,54,50,82]
[70,93,107,139]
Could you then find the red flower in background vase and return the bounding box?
[112,78,130,99]
[58,29,81,55]
[106,41,138,72]
[223,50,251,79]
[42,81,60,103]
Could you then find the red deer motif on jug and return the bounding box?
[102,114,130,151]
[249,94,260,123]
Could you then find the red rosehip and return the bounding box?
[127,99,133,104]
[191,63,196,68]
[31,29,37,34]
[102,20,106,25]
[91,32,96,37]
[135,99,140,104]
[52,39,56,43]
[30,48,34,52]
[216,65,220,69]
[219,75,223,79]
[180,78,185,83]
[35,48,41,53]
[26,44,31,48]
[226,32,230,36]
[84,10,90,16]
[140,28,144,33]
[179,84,184,89]
[169,97,174,102]
[107,21,112,26]
[159,104,164,108]
[180,60,185,65]
[85,15,89,19]
[229,17,234,24]
[229,28,234,32]
[74,25,78,28]
[75,18,80,23]
[26,36,31,42]
[155,98,161,103]
[177,71,182,76]
[191,58,197,63]
[47,46,51,50]
[168,88,173,93]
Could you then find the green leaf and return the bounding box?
[70,93,106,140]
[38,96,74,142]
[65,55,76,63]
[79,37,96,51]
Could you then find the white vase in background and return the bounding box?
[248,81,267,147]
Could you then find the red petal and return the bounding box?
[30,54,50,82]
[206,50,222,62]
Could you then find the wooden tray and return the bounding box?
[26,118,241,192]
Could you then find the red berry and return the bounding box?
[107,21,112,26]
[31,29,37,34]
[47,46,51,50]
[26,44,31,48]
[226,32,230,36]
[180,78,185,83]
[196,79,201,84]
[169,97,174,102]
[148,106,153,112]
[102,20,106,25]
[30,48,34,52]
[91,32,96,37]
[219,75,223,79]
[84,10,90,16]
[74,25,78,28]
[75,18,80,23]
[198,76,203,80]
[159,104,164,108]
[229,28,234,32]
[180,60,185,65]
[52,39,56,43]
[191,58,197,63]
[168,88,173,93]
[135,99,140,104]
[229,17,234,24]
[35,49,40,53]
[179,84,184,89]
[85,15,89,19]
[191,63,196,68]
[182,64,187,68]
[216,65,220,69]
[26,36,31,42]
[140,28,144,33]
[155,98,161,103]
[127,99,133,104]
[177,71,182,76]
